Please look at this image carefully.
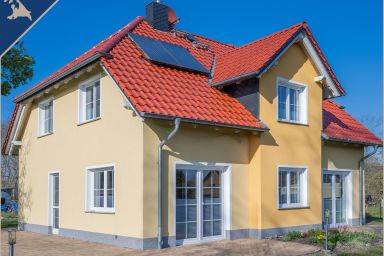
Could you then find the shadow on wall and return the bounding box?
[17,135,32,230]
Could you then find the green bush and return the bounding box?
[282,230,303,241]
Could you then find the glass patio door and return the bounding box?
[49,173,60,234]
[323,172,346,227]
[176,167,223,244]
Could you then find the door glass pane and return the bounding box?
[335,174,345,224]
[202,170,222,238]
[213,220,221,236]
[176,223,186,240]
[53,208,59,229]
[53,175,59,207]
[176,169,197,240]
[187,222,197,239]
[323,174,333,224]
[203,221,212,237]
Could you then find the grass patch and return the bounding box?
[337,245,383,256]
[338,231,377,247]
[366,206,383,224]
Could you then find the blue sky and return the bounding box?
[2,0,382,134]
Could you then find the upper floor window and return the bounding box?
[278,166,308,209]
[79,75,100,124]
[86,165,115,213]
[38,97,53,136]
[277,78,308,124]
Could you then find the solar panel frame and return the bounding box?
[128,33,209,75]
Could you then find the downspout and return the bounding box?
[158,118,181,249]
[359,145,379,225]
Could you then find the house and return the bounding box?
[2,1,382,250]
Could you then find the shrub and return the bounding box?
[282,230,303,241]
[338,231,377,247]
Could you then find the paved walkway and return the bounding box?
[1,230,319,256]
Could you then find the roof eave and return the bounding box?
[14,51,106,103]
[141,112,269,132]
[322,132,383,147]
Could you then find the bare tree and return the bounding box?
[1,119,18,198]
[359,114,383,201]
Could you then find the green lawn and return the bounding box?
[366,206,383,224]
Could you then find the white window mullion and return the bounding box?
[104,170,107,208]
[287,172,291,205]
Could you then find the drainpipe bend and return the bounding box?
[158,118,181,249]
[358,145,379,225]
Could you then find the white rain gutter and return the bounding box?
[158,118,181,249]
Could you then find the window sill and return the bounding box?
[278,205,309,210]
[277,120,308,126]
[84,210,115,214]
[77,117,101,126]
[37,132,54,138]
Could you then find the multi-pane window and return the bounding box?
[277,78,307,124]
[79,77,100,123]
[87,166,114,212]
[38,98,53,136]
[278,167,307,208]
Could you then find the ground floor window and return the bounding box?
[278,166,308,209]
[86,165,115,212]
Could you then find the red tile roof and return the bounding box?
[101,19,265,129]
[3,16,379,154]
[14,16,145,102]
[323,100,382,145]
[212,22,346,96]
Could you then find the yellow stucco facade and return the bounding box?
[14,43,366,249]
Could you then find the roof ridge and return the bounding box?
[191,32,236,49]
[216,22,305,59]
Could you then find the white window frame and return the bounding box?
[85,163,115,213]
[322,169,353,227]
[38,97,54,137]
[277,165,308,209]
[276,77,308,125]
[48,170,60,234]
[78,74,101,124]
[173,161,231,245]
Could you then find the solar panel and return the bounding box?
[128,33,209,74]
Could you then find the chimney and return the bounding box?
[146,1,179,32]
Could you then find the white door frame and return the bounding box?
[48,171,60,234]
[174,162,231,245]
[322,169,353,228]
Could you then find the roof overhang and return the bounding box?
[212,30,344,98]
[321,132,383,147]
[14,52,106,103]
[141,112,269,132]
[4,104,28,155]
